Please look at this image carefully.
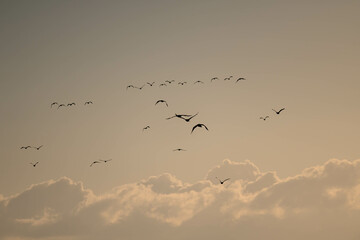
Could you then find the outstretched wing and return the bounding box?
[222,178,230,183]
[191,124,200,133]
[201,124,209,131]
[279,108,285,113]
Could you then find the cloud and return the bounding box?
[2,159,360,240]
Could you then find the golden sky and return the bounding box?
[0,1,360,239]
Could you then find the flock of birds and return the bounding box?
[20,75,285,185]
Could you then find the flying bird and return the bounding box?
[159,83,167,87]
[166,113,192,120]
[33,145,43,150]
[272,108,285,114]
[90,161,102,167]
[216,177,230,184]
[178,82,187,85]
[155,100,168,107]
[99,159,112,163]
[260,116,269,121]
[180,112,199,122]
[194,80,204,84]
[20,146,32,150]
[191,123,209,134]
[143,126,150,131]
[147,82,155,86]
[173,148,186,151]
[211,77,218,82]
[67,103,76,106]
[30,162,39,167]
[57,104,66,109]
[84,101,93,105]
[50,102,58,108]
[136,85,145,90]
[165,80,175,84]
[126,85,135,90]
[224,76,233,81]
[236,77,246,82]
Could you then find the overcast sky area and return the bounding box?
[0,1,360,239]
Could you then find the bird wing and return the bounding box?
[155,100,160,105]
[191,124,200,133]
[202,124,209,131]
[165,101,168,107]
[279,108,285,113]
[272,109,277,113]
[223,178,230,183]
[166,115,176,120]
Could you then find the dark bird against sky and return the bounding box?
[180,112,199,122]
[84,101,93,105]
[155,100,168,107]
[273,108,285,114]
[33,145,43,150]
[260,116,269,121]
[191,123,209,134]
[216,177,230,184]
[30,162,39,167]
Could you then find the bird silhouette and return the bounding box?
[143,126,150,131]
[20,146,32,150]
[216,177,230,184]
[260,116,269,121]
[166,113,192,120]
[159,83,167,87]
[57,104,66,109]
[84,101,93,105]
[67,103,76,106]
[51,102,58,108]
[236,77,246,82]
[272,108,285,114]
[90,161,102,167]
[30,162,39,167]
[180,112,199,122]
[194,80,204,84]
[136,85,145,90]
[126,85,135,90]
[33,145,43,150]
[99,159,112,163]
[155,100,168,107]
[178,82,187,85]
[191,123,209,133]
[147,82,155,86]
[173,148,186,151]
[165,80,175,84]
[211,77,218,82]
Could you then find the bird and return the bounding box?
[33,145,43,150]
[99,159,112,163]
[67,103,76,106]
[178,82,187,85]
[211,77,218,82]
[272,108,285,114]
[20,146,32,150]
[147,82,155,86]
[194,80,204,84]
[126,85,135,90]
[224,77,231,81]
[165,80,175,84]
[50,102,58,108]
[136,85,145,90]
[260,116,269,121]
[173,148,186,151]
[143,126,150,131]
[84,101,93,105]
[30,162,39,167]
[180,112,199,122]
[57,104,66,109]
[216,177,230,185]
[166,113,192,120]
[155,100,168,107]
[191,123,209,134]
[159,83,167,87]
[236,77,246,82]
[90,161,102,167]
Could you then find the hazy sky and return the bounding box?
[0,1,360,239]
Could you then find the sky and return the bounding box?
[0,0,360,239]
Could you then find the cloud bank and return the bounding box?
[2,159,360,240]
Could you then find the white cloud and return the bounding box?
[2,159,360,240]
